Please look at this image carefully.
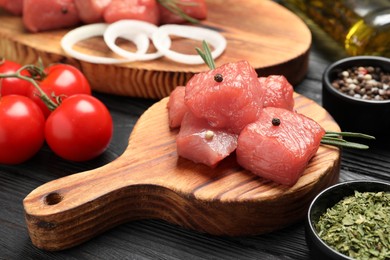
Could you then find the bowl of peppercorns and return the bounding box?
[322,56,390,140]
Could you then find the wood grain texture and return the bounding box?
[23,93,340,251]
[0,0,311,99]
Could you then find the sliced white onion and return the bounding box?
[151,24,227,65]
[61,22,227,65]
[61,23,149,64]
[104,20,170,61]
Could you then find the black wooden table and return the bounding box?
[1,9,390,260]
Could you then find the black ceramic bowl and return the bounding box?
[322,56,390,140]
[305,180,390,260]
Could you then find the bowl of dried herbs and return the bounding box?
[305,180,390,260]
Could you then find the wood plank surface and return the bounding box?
[2,35,388,260]
[0,0,311,99]
[23,93,340,251]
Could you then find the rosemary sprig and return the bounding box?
[321,131,375,149]
[195,40,216,69]
[157,0,200,24]
[195,41,376,150]
[324,131,375,140]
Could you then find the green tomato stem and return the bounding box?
[0,65,58,111]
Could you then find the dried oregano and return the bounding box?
[316,191,390,260]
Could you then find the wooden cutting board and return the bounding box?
[0,0,311,99]
[23,93,341,251]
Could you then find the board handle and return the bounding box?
[22,157,220,251]
[22,159,158,251]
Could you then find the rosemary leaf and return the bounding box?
[321,131,375,149]
[323,133,342,138]
[157,0,200,24]
[195,48,207,64]
[195,41,216,69]
[321,138,370,149]
[325,131,376,140]
[321,136,348,143]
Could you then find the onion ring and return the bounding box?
[104,20,170,61]
[151,24,227,65]
[61,23,149,64]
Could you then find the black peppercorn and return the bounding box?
[214,74,223,82]
[61,6,68,14]
[272,118,281,126]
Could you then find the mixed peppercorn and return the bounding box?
[331,66,390,101]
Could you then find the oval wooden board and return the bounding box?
[0,0,311,99]
[23,93,340,251]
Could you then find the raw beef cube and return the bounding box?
[167,86,189,129]
[259,75,295,111]
[185,60,265,134]
[176,112,238,167]
[236,107,325,186]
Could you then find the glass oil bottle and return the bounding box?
[281,0,390,57]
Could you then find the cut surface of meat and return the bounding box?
[236,107,325,186]
[176,112,238,168]
[185,60,264,134]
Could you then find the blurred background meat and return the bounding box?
[0,0,208,32]
[103,0,159,24]
[75,0,112,24]
[23,0,80,32]
[0,0,23,15]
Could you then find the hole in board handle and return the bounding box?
[44,192,63,205]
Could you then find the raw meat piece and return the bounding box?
[185,60,265,134]
[259,75,295,111]
[167,86,189,129]
[176,112,238,168]
[103,0,159,24]
[23,0,81,32]
[236,107,325,186]
[157,0,207,24]
[74,0,112,24]
[0,0,23,15]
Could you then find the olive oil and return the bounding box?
[282,0,390,57]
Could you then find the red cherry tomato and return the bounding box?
[0,95,45,164]
[45,94,113,161]
[0,59,33,97]
[29,63,92,118]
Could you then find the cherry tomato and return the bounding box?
[29,63,92,118]
[45,94,113,161]
[0,59,33,97]
[0,95,45,164]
